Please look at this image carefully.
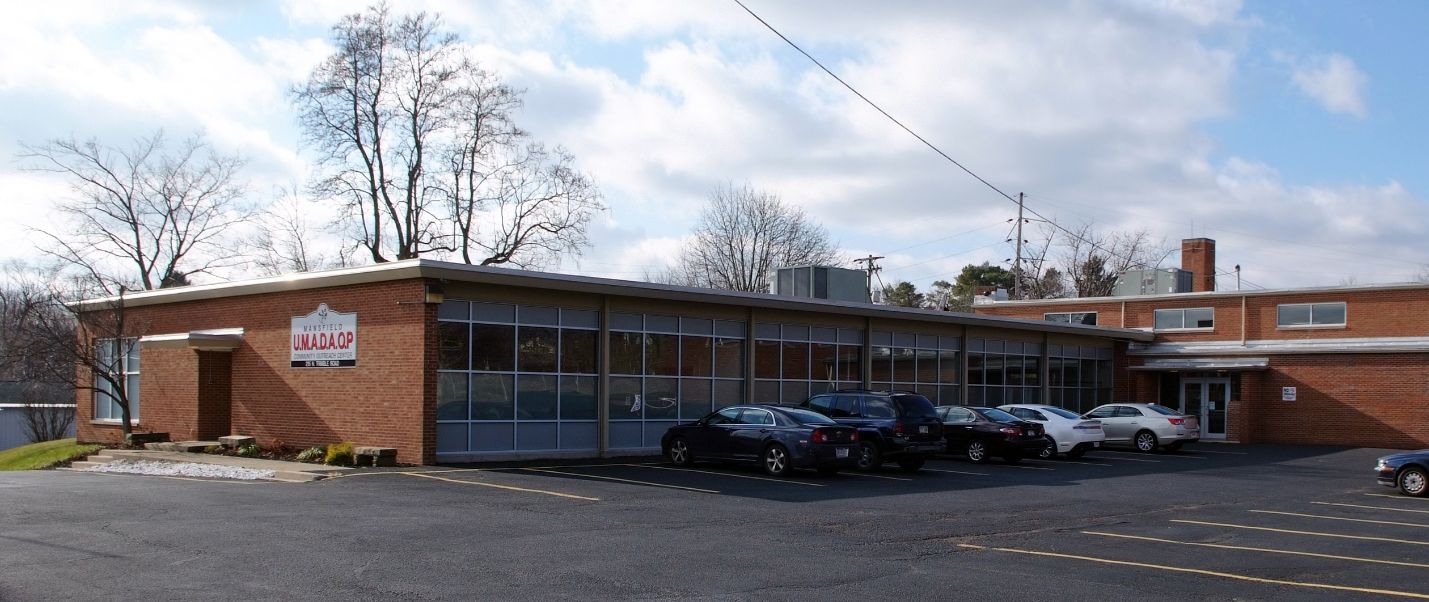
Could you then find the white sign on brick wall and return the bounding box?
[291,304,357,368]
[1281,386,1297,402]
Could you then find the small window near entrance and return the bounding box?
[1153,308,1214,331]
[1277,302,1346,328]
[1044,312,1097,326]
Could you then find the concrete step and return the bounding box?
[86,455,116,462]
[145,441,222,453]
[69,461,107,470]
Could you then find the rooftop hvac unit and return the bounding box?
[772,266,868,303]
[1113,268,1193,296]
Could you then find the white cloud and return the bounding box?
[1288,52,1368,117]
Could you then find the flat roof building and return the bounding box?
[75,260,1148,464]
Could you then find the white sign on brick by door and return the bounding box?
[291,304,357,368]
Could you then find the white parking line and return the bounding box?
[921,468,990,476]
[1083,530,1429,569]
[1087,454,1162,463]
[625,464,825,487]
[1366,493,1429,503]
[841,472,913,482]
[1312,501,1429,515]
[516,468,720,494]
[993,464,1055,471]
[1171,519,1429,546]
[1098,449,1205,460]
[1183,448,1247,455]
[1249,509,1429,529]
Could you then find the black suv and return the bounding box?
[801,390,944,472]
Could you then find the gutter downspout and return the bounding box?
[1240,294,1247,346]
[1119,301,1126,328]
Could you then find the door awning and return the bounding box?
[1129,357,1269,371]
[139,328,245,351]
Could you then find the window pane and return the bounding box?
[126,374,140,420]
[560,329,598,374]
[714,338,744,378]
[560,376,597,420]
[680,336,713,377]
[437,373,468,420]
[1154,309,1182,330]
[967,353,984,385]
[562,309,599,329]
[645,334,679,376]
[1023,357,1041,387]
[519,306,559,325]
[644,377,678,419]
[871,347,892,382]
[1048,357,1063,386]
[517,375,558,420]
[782,342,810,380]
[518,327,559,373]
[125,341,140,371]
[438,300,469,320]
[1313,303,1346,325]
[892,348,916,382]
[810,343,837,383]
[754,340,780,379]
[714,320,745,338]
[753,380,779,403]
[1187,308,1214,328]
[472,302,515,323]
[471,324,515,371]
[608,377,642,420]
[609,332,642,375]
[437,322,469,370]
[984,355,1004,386]
[837,346,862,382]
[1062,359,1080,388]
[938,351,959,384]
[471,374,514,420]
[1277,304,1310,326]
[1005,355,1023,386]
[681,317,713,335]
[713,380,743,410]
[646,315,679,333]
[781,380,809,404]
[915,350,938,383]
[680,379,711,420]
[610,312,642,331]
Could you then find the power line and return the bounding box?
[731,0,1146,271]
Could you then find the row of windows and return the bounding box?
[1047,302,1349,331]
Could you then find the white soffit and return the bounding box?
[139,328,245,351]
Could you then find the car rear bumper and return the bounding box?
[993,436,1050,454]
[886,440,945,457]
[795,444,860,468]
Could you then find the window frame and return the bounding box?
[1152,307,1215,332]
[1043,312,1098,326]
[1276,302,1347,329]
[92,337,140,424]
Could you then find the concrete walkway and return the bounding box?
[72,449,354,482]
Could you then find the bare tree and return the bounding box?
[251,188,353,276]
[23,390,75,443]
[667,184,840,292]
[1058,222,1171,297]
[295,3,602,267]
[19,131,250,293]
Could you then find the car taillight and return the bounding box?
[893,422,905,437]
[1167,418,1185,425]
[812,430,827,444]
[850,431,859,442]
[999,427,1019,435]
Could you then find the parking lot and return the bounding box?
[2,443,1425,600]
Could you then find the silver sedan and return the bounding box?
[1082,403,1200,452]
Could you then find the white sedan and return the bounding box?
[998,404,1106,459]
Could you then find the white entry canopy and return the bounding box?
[139,328,245,351]
[1130,357,1269,371]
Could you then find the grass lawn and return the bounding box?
[0,438,104,471]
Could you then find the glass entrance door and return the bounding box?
[1180,378,1229,439]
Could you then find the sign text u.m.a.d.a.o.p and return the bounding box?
[291,304,357,368]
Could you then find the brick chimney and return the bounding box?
[1181,238,1216,292]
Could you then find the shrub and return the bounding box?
[203,445,224,454]
[295,447,325,463]
[236,443,262,458]
[324,441,355,466]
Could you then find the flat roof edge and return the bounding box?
[980,281,1429,306]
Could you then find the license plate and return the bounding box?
[836,448,850,458]
[919,426,929,434]
[1093,442,1101,447]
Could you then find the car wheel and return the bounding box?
[897,457,926,472]
[667,437,694,467]
[965,440,989,463]
[1400,466,1428,497]
[1038,437,1056,460]
[855,441,882,472]
[1134,430,1159,453]
[763,444,792,477]
[817,465,841,476]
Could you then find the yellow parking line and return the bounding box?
[1312,501,1429,515]
[1171,519,1429,546]
[1367,493,1429,503]
[1089,455,1162,463]
[1052,460,1115,467]
[956,544,1429,599]
[995,464,1054,471]
[922,468,990,476]
[1183,448,1247,455]
[399,472,599,501]
[1249,509,1429,529]
[517,468,720,494]
[627,464,825,487]
[1082,530,1429,569]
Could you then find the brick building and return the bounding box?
[976,239,1429,449]
[75,260,1148,464]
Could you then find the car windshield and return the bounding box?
[977,408,1020,423]
[781,408,837,425]
[1144,404,1181,416]
[892,395,938,418]
[1041,407,1082,420]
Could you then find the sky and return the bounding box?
[2,0,1426,292]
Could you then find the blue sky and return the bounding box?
[1,0,1425,291]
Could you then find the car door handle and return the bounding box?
[759,429,769,433]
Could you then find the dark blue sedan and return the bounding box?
[1376,449,1429,497]
[661,405,860,476]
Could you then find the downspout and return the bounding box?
[1119,301,1126,328]
[1240,294,1247,346]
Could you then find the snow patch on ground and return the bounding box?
[85,459,276,480]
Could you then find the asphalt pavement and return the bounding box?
[1,443,1422,601]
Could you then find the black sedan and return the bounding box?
[661,405,860,476]
[937,405,1047,463]
[1376,449,1429,497]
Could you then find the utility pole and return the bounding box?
[853,255,884,303]
[1013,192,1025,300]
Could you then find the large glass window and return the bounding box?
[93,338,139,422]
[1044,312,1097,325]
[1048,344,1114,414]
[755,324,864,403]
[607,314,747,449]
[963,338,1036,406]
[1276,302,1346,327]
[871,331,959,404]
[438,301,599,455]
[1154,307,1214,330]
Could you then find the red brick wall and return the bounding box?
[76,279,434,464]
[1245,354,1429,448]
[1181,238,1215,292]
